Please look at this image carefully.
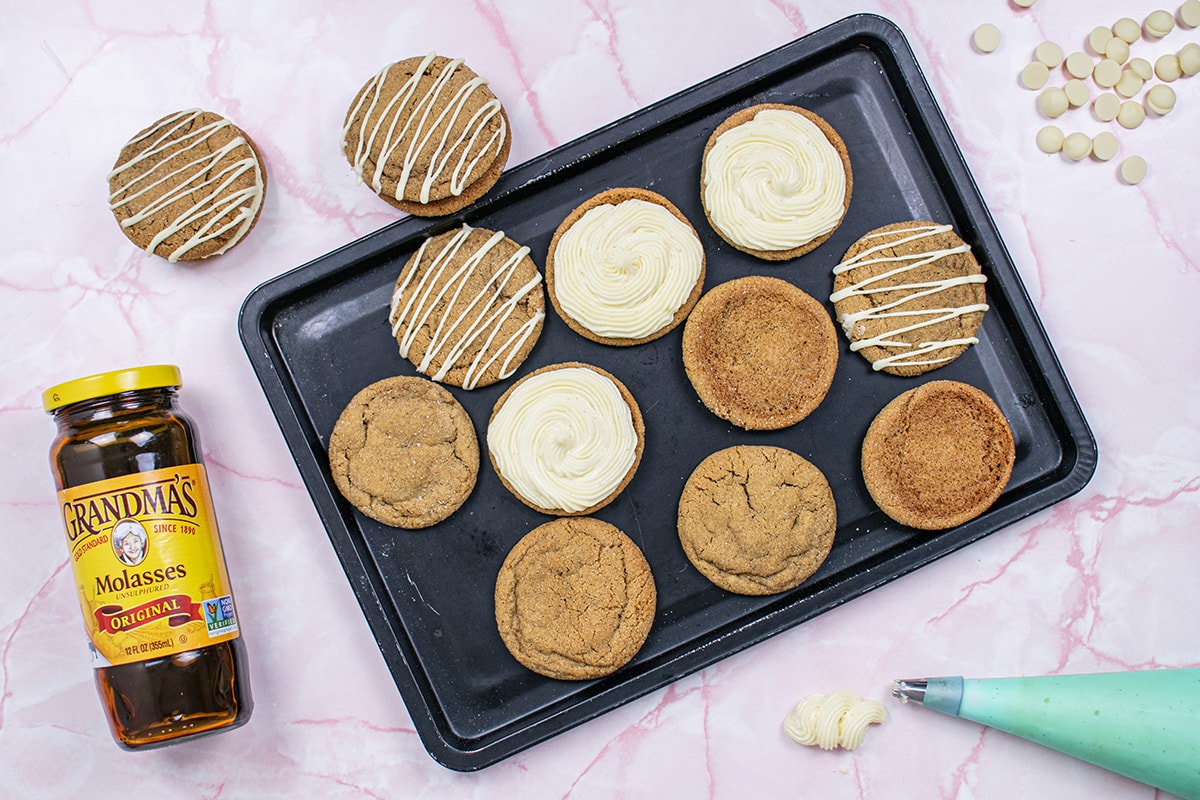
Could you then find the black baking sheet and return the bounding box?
[239,14,1096,771]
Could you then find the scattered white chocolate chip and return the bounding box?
[1035,40,1064,67]
[1091,131,1119,161]
[1065,51,1094,79]
[1089,25,1114,55]
[1104,37,1131,64]
[974,23,1002,53]
[1013,0,1037,7]
[1119,155,1147,184]
[1179,43,1200,75]
[1112,17,1142,43]
[1062,132,1092,161]
[1156,53,1183,81]
[1128,56,1154,80]
[1036,125,1065,153]
[1117,99,1147,128]
[1144,9,1176,37]
[1093,58,1123,87]
[1146,83,1177,115]
[1020,62,1051,89]
[1181,0,1200,28]
[1115,69,1144,97]
[1064,78,1090,106]
[1093,91,1122,121]
[1038,86,1071,118]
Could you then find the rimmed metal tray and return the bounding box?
[239,14,1096,771]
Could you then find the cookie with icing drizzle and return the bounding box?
[342,53,510,216]
[107,109,267,262]
[389,223,545,390]
[831,221,988,376]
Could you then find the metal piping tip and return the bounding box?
[892,678,928,704]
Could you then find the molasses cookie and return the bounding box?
[494,517,656,680]
[677,445,836,596]
[546,187,705,345]
[701,104,852,260]
[341,53,510,216]
[487,362,643,515]
[831,221,989,376]
[681,276,838,430]
[328,376,478,529]
[389,223,545,390]
[108,108,267,262]
[861,380,1015,530]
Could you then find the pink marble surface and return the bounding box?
[3,1,1198,797]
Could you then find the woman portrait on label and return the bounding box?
[112,520,148,567]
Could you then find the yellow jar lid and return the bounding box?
[42,365,182,412]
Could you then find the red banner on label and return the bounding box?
[94,594,202,634]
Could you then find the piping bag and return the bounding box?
[892,669,1200,799]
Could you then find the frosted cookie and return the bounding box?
[783,691,888,750]
[701,104,852,260]
[389,223,545,390]
[107,109,266,262]
[487,363,643,515]
[830,221,988,377]
[861,381,1015,530]
[328,376,478,529]
[678,445,836,596]
[341,53,510,216]
[682,276,838,430]
[546,187,705,346]
[494,517,656,680]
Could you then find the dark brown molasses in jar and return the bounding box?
[44,365,252,749]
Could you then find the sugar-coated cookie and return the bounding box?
[341,53,510,216]
[108,108,267,262]
[861,380,1015,530]
[328,376,478,529]
[494,517,656,680]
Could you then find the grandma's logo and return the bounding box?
[63,473,199,543]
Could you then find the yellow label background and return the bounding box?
[60,464,240,667]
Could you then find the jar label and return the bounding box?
[58,464,241,667]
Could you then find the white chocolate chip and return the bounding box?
[1128,56,1153,80]
[1117,99,1146,128]
[1062,132,1092,161]
[1112,17,1142,43]
[1064,78,1090,106]
[1035,41,1064,68]
[974,23,1002,53]
[1091,131,1119,161]
[1037,86,1071,118]
[1088,25,1113,55]
[1144,9,1175,37]
[1013,0,1037,7]
[1104,37,1131,64]
[1156,54,1183,81]
[1120,155,1147,184]
[1036,125,1065,153]
[1181,0,1200,27]
[1093,92,1122,121]
[1146,83,1177,115]
[1093,58,1123,87]
[1179,43,1200,76]
[1020,62,1051,89]
[1065,51,1094,79]
[1115,69,1144,97]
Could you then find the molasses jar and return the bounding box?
[43,365,252,749]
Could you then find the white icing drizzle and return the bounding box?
[108,109,264,262]
[703,108,846,252]
[390,224,543,390]
[830,223,989,371]
[487,366,638,513]
[783,691,888,751]
[341,53,507,204]
[554,198,703,339]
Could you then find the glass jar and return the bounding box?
[43,365,252,749]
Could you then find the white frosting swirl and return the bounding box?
[703,108,846,252]
[783,691,887,751]
[554,198,703,339]
[487,367,638,513]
